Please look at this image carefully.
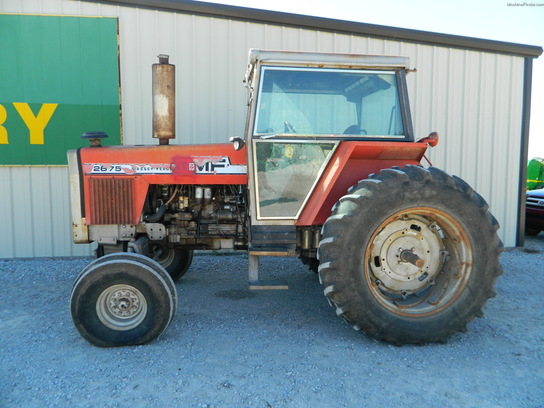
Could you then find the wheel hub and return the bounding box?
[370,217,443,293]
[96,284,148,331]
[109,289,141,316]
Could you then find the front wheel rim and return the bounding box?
[96,284,148,331]
[365,208,472,316]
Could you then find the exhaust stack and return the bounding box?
[152,54,175,145]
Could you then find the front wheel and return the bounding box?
[318,166,503,344]
[70,258,176,347]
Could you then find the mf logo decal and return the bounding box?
[191,156,247,175]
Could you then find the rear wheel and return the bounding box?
[71,258,175,347]
[318,166,503,344]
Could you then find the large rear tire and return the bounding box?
[71,258,175,347]
[318,166,503,344]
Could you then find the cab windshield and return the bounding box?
[254,66,405,138]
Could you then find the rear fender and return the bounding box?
[297,141,428,226]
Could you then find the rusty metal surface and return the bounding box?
[89,178,134,224]
[152,55,175,142]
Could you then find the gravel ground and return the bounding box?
[1,235,543,408]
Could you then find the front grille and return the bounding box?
[527,196,544,208]
[89,178,134,224]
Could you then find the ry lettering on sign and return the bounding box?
[0,103,58,145]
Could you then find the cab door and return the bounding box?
[245,62,407,251]
[253,140,336,219]
[248,139,336,252]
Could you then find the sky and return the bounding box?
[196,0,544,159]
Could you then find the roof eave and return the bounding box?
[83,0,543,58]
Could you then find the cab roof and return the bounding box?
[248,49,410,70]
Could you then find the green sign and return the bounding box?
[0,15,121,165]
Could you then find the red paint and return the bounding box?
[80,143,247,225]
[80,140,428,227]
[297,141,428,226]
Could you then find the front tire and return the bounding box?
[318,166,503,344]
[71,258,175,347]
[74,252,178,322]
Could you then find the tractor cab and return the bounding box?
[241,50,416,254]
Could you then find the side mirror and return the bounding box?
[416,131,439,148]
[229,136,246,151]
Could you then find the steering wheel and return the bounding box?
[343,125,367,135]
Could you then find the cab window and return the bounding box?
[254,66,405,138]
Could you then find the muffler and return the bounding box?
[152,54,175,145]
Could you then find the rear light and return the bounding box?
[417,132,439,147]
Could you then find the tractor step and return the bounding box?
[247,254,289,290]
[248,250,293,257]
[248,280,289,290]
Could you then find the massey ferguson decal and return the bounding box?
[84,163,173,174]
[191,156,246,175]
[84,156,246,176]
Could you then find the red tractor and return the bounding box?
[69,50,503,347]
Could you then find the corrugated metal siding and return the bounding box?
[0,166,90,257]
[0,0,525,257]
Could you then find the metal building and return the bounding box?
[0,0,541,257]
